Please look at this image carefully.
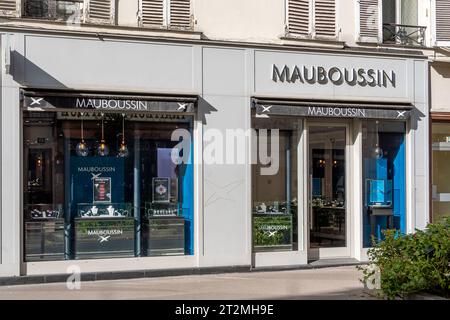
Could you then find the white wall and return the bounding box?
[117,0,139,27]
[194,0,285,44]
[430,63,450,112]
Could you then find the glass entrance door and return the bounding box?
[308,123,349,258]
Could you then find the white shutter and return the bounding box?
[358,0,380,42]
[287,0,310,37]
[141,0,164,27]
[435,0,450,43]
[169,0,191,29]
[0,0,19,17]
[313,0,336,37]
[87,0,115,24]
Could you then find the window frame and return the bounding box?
[285,0,337,40]
[139,0,192,30]
[431,0,450,47]
[21,0,87,22]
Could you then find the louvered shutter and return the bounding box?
[435,0,450,43]
[359,0,380,42]
[0,0,19,17]
[313,0,336,37]
[287,0,310,37]
[169,0,191,29]
[87,0,114,24]
[141,0,164,27]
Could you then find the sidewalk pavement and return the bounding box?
[0,266,376,300]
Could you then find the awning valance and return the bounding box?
[21,90,197,113]
[252,98,412,120]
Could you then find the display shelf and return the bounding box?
[432,193,450,202]
[25,219,65,261]
[142,216,185,256]
[252,214,293,252]
[25,204,64,220]
[77,203,132,218]
[145,202,180,217]
[432,142,450,151]
[74,217,135,259]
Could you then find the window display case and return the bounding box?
[142,202,185,256]
[253,213,293,252]
[77,203,132,218]
[23,108,194,261]
[74,203,135,259]
[252,201,294,252]
[362,121,406,247]
[366,179,393,207]
[24,204,65,261]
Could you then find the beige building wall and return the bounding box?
[194,0,357,45]
[194,0,285,44]
[336,0,357,45]
[117,0,139,27]
[430,63,450,112]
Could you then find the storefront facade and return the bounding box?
[0,31,429,277]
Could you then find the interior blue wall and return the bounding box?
[181,129,194,255]
[363,126,406,246]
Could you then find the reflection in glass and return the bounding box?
[252,126,299,252]
[23,111,194,261]
[431,122,450,223]
[362,121,406,247]
[309,126,346,248]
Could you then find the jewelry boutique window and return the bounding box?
[431,122,450,223]
[252,117,300,252]
[23,107,194,261]
[362,120,406,247]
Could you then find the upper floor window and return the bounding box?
[286,0,336,39]
[358,0,428,47]
[434,0,450,46]
[24,0,84,21]
[382,0,425,46]
[20,0,115,24]
[140,0,192,29]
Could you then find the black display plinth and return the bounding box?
[74,217,135,260]
[143,216,185,256]
[25,219,65,261]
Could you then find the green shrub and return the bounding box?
[359,217,450,299]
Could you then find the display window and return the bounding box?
[431,122,450,223]
[251,117,300,252]
[23,107,194,261]
[361,120,406,247]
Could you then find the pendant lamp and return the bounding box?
[76,113,89,157]
[373,121,383,159]
[117,114,129,158]
[97,114,109,156]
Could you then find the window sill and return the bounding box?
[0,17,203,40]
[280,36,345,49]
[356,41,429,50]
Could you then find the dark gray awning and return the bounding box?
[252,98,412,120]
[21,90,197,113]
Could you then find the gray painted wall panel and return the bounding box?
[201,47,250,266]
[254,50,411,103]
[23,35,196,93]
[413,59,430,230]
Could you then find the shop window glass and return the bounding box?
[252,123,299,252]
[309,125,347,248]
[24,0,83,21]
[431,122,450,223]
[23,110,194,261]
[362,120,406,247]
